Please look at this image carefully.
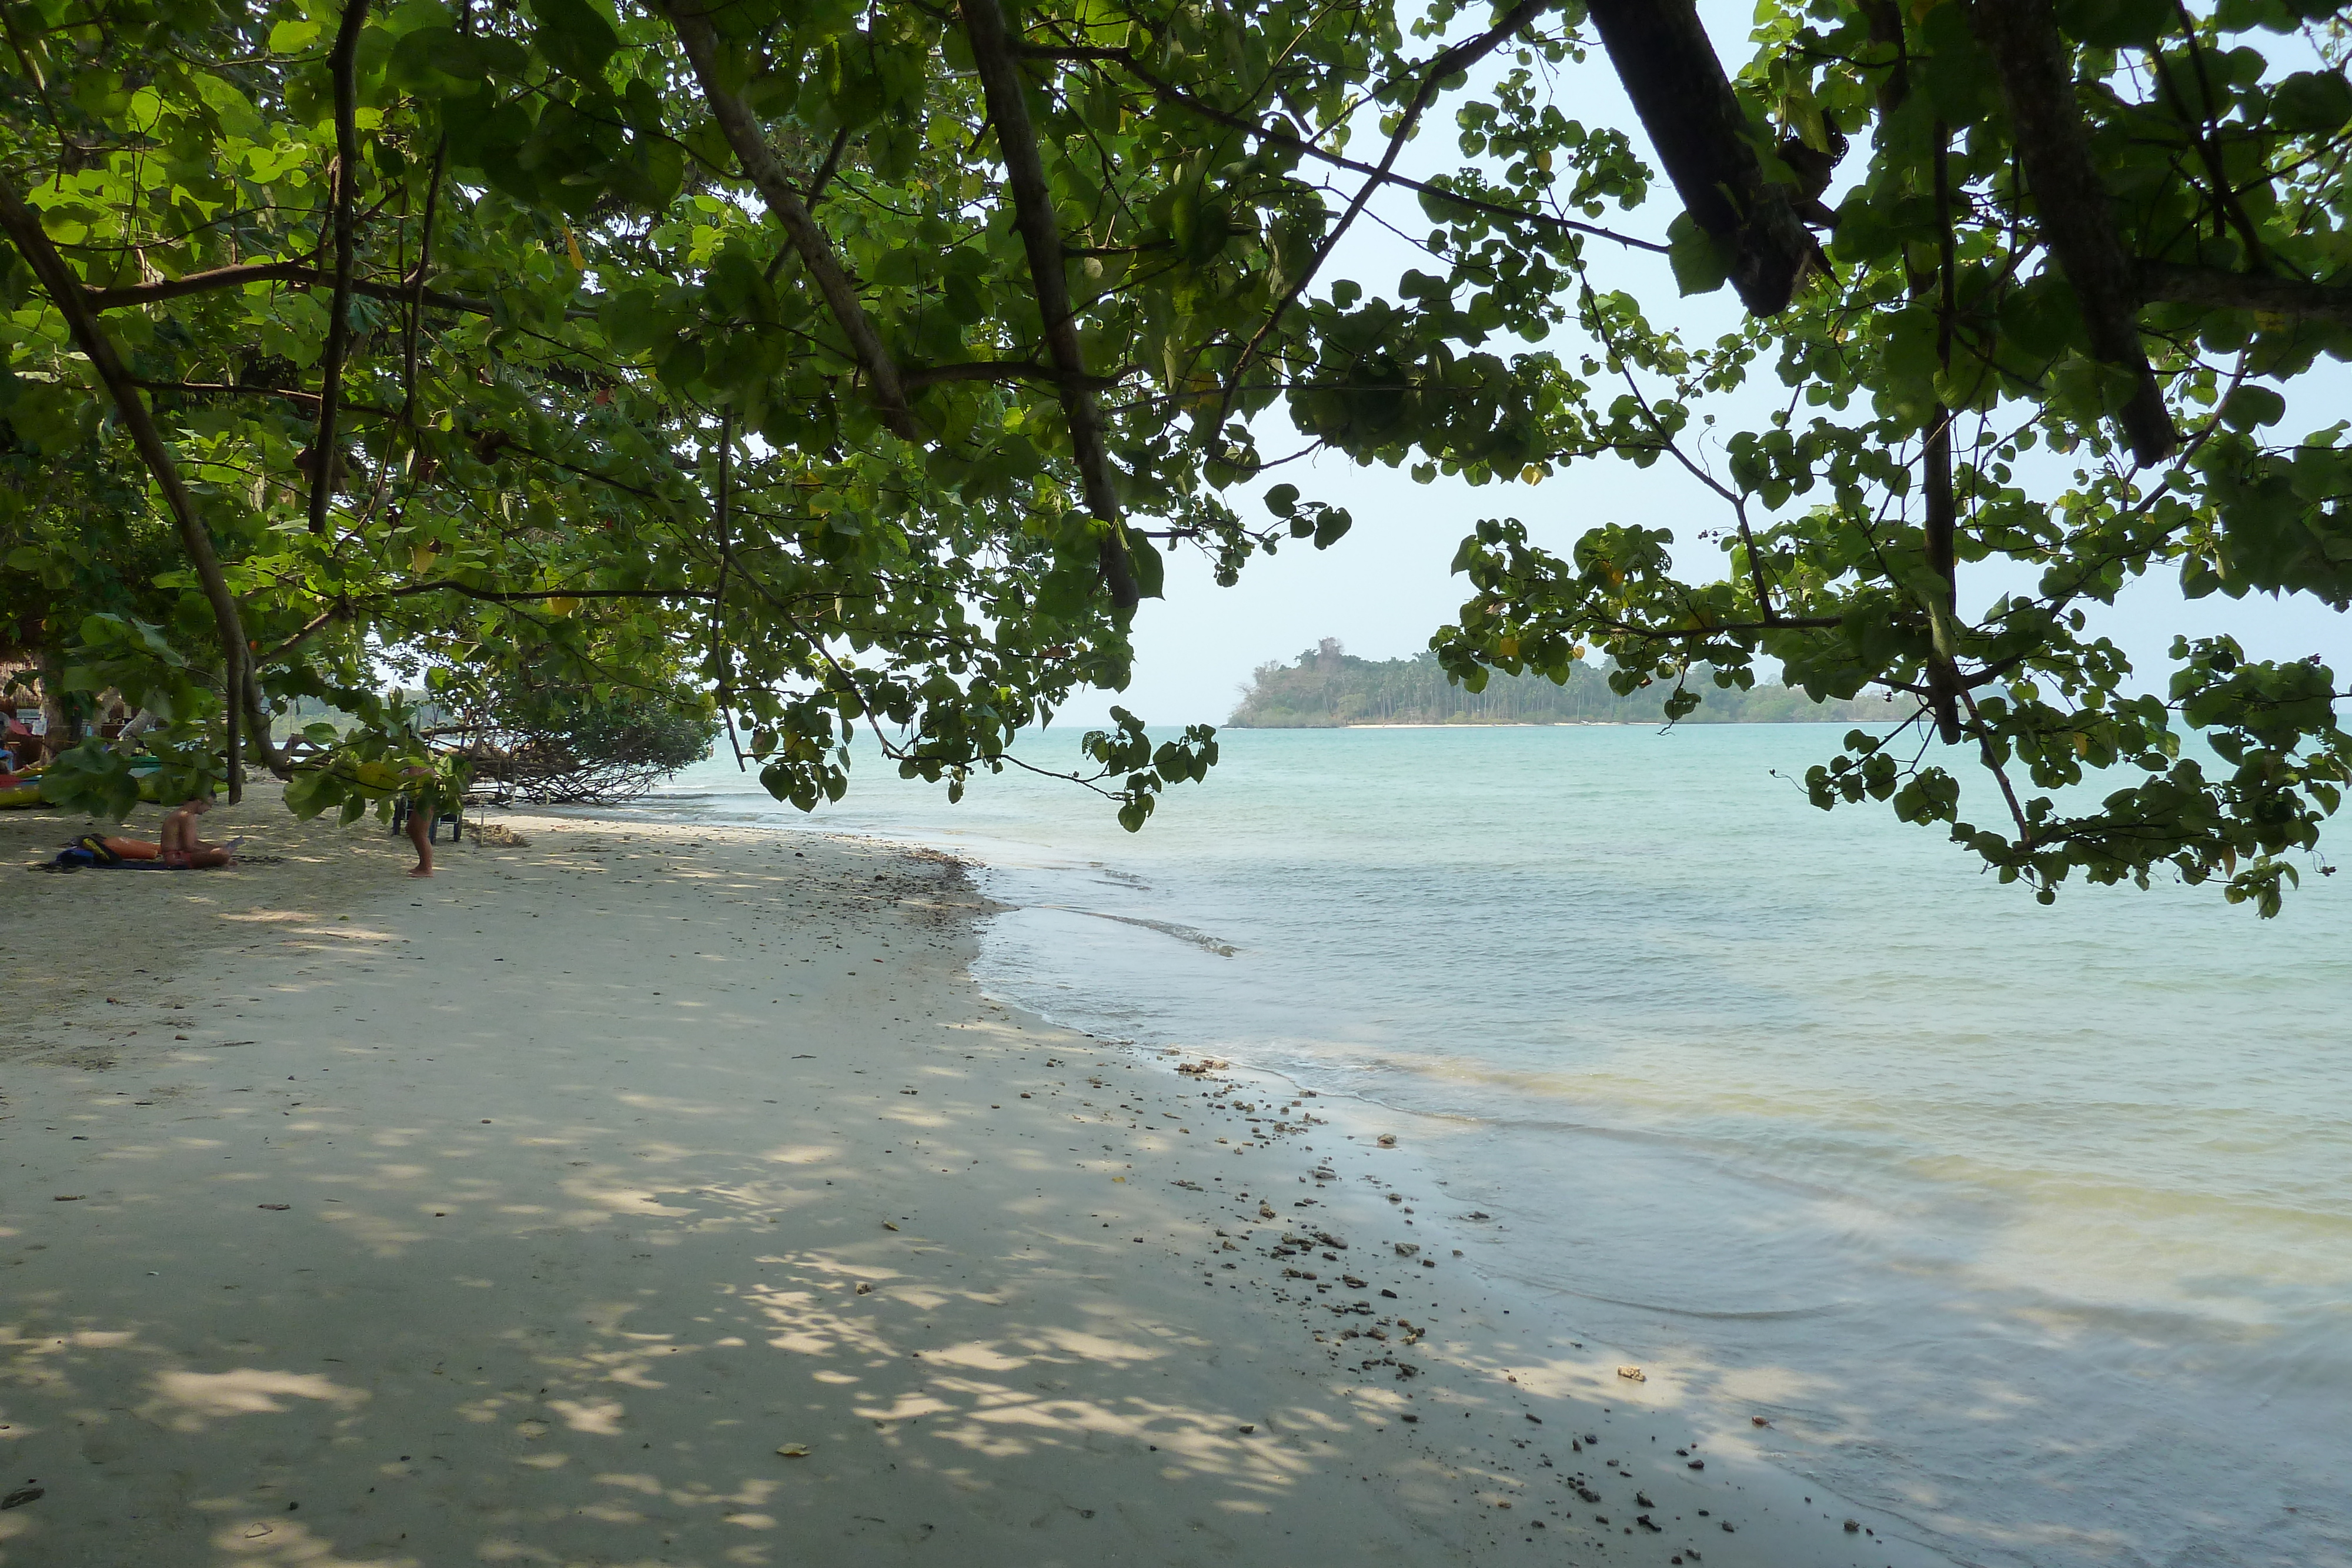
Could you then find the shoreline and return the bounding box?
[4,801,1948,1566]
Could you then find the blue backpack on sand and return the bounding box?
[41,837,123,871]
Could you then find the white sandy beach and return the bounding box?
[3,792,1950,1567]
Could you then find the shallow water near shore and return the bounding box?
[613,725,2352,1568]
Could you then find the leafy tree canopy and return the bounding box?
[0,0,2347,910]
[1431,0,2352,914]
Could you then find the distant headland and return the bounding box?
[1228,640,1911,728]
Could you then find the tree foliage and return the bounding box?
[1431,0,2352,915]
[0,0,2347,911]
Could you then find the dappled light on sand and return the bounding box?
[150,1369,370,1427]
[5,821,1957,1567]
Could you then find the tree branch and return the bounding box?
[762,123,854,287]
[83,259,594,320]
[240,663,292,776]
[0,170,291,780]
[1021,44,1668,254]
[251,603,350,667]
[382,582,715,604]
[355,134,447,536]
[1923,125,1963,745]
[1218,0,1553,429]
[2139,260,2352,323]
[83,258,312,306]
[960,0,1138,609]
[710,409,746,769]
[1960,685,2036,847]
[130,380,402,424]
[1584,0,1828,313]
[902,357,1120,391]
[1592,614,1844,640]
[2160,0,2271,273]
[492,436,674,502]
[308,0,369,536]
[1966,0,2176,464]
[660,0,918,440]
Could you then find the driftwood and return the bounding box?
[450,737,679,805]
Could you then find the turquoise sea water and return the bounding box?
[618,726,2351,1568]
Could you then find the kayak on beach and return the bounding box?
[1,755,179,808]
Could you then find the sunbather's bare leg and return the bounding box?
[406,805,433,877]
[97,835,229,868]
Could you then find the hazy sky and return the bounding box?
[1051,9,2352,732]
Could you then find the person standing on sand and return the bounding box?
[401,763,445,878]
[340,754,456,877]
[405,793,435,877]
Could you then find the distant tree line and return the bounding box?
[1230,640,1912,728]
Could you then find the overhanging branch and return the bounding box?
[2140,260,2352,324]
[661,0,919,441]
[83,259,594,321]
[1020,44,1668,253]
[1584,0,1828,314]
[903,358,1121,391]
[1967,0,2176,464]
[308,0,369,536]
[0,170,290,779]
[1218,0,1553,427]
[961,0,1139,609]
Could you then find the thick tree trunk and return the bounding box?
[1585,0,1826,314]
[35,638,78,748]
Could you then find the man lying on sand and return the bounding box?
[84,798,236,868]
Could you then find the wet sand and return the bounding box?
[2,797,1950,1566]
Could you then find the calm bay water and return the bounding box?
[616,725,2351,1568]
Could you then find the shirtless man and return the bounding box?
[156,797,233,868]
[90,799,234,868]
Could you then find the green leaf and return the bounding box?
[527,0,620,79]
[268,16,322,52]
[2270,70,2352,133]
[2220,385,2286,430]
[1665,212,1730,297]
[1127,532,1166,599]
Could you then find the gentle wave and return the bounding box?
[1017,904,1239,956]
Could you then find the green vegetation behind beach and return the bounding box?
[1230,641,1910,728]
